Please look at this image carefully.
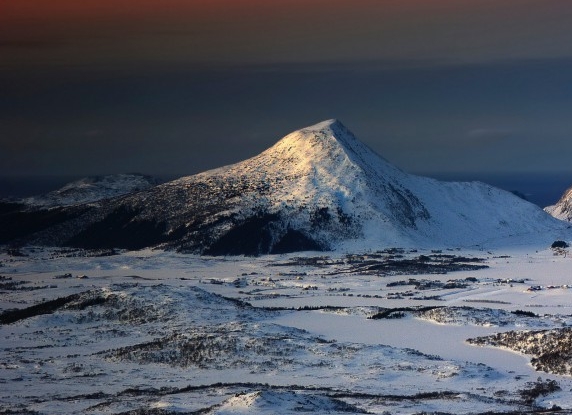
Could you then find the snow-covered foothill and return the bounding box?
[21,173,158,208]
[2,246,572,414]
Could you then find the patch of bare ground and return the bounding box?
[469,328,572,375]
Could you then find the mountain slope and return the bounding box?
[21,173,159,208]
[545,186,572,222]
[9,120,571,254]
[0,174,159,246]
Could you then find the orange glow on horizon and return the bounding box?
[3,0,563,69]
[1,0,469,24]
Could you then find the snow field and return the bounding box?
[1,246,572,413]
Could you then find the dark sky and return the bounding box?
[2,0,572,183]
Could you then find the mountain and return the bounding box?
[0,174,158,246]
[2,120,570,253]
[21,173,159,208]
[545,185,572,222]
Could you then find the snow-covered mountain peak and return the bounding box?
[6,120,571,254]
[294,118,355,146]
[264,118,391,168]
[299,118,341,132]
[545,185,572,222]
[262,119,355,161]
[200,119,417,227]
[229,119,403,192]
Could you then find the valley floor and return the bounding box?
[1,245,572,414]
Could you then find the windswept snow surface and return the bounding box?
[2,246,572,414]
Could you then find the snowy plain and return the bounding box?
[2,245,572,414]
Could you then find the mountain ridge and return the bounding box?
[545,185,572,222]
[20,173,158,208]
[2,120,570,254]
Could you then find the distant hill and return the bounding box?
[20,173,159,208]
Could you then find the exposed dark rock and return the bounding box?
[468,327,572,375]
[551,240,569,249]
